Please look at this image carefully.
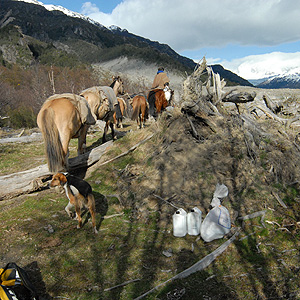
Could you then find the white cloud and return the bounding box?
[221,52,300,79]
[81,2,99,14]
[81,0,300,52]
[80,0,300,80]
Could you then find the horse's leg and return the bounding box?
[60,133,71,171]
[110,121,116,140]
[141,110,145,128]
[113,112,117,130]
[119,116,123,129]
[102,121,108,143]
[119,103,124,128]
[78,124,88,155]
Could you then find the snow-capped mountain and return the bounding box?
[257,67,300,89]
[228,52,300,88]
[15,0,105,28]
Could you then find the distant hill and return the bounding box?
[210,64,253,87]
[0,0,252,86]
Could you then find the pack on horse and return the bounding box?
[80,77,124,143]
[130,95,149,129]
[147,84,174,118]
[37,93,96,173]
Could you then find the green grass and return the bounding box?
[1,122,300,299]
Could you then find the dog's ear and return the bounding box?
[58,173,67,185]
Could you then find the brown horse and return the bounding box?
[37,94,95,173]
[130,95,149,129]
[113,97,127,128]
[147,87,173,118]
[80,78,124,143]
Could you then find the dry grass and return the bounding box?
[1,111,300,299]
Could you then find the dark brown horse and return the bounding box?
[37,94,95,172]
[147,87,173,118]
[130,95,148,129]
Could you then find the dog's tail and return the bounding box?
[40,108,65,173]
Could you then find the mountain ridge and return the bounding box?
[0,0,253,86]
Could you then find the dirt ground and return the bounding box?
[1,85,300,299]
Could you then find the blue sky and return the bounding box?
[42,0,118,13]
[38,0,300,79]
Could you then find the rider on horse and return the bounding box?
[148,67,173,117]
[151,67,170,90]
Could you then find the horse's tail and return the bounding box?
[147,91,156,116]
[119,98,127,116]
[40,108,65,173]
[131,99,140,121]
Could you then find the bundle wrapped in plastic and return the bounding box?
[200,184,231,242]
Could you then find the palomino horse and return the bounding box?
[37,94,95,173]
[147,86,174,118]
[110,76,125,96]
[80,77,124,143]
[130,95,149,129]
[114,97,127,128]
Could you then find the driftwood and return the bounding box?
[153,194,178,209]
[238,210,267,228]
[104,278,141,292]
[134,228,241,300]
[0,134,155,200]
[222,91,256,104]
[263,94,282,113]
[254,105,300,127]
[271,191,287,208]
[206,66,226,104]
[186,115,201,140]
[182,57,226,116]
[0,141,113,200]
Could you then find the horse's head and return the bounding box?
[111,76,125,95]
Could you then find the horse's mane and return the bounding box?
[109,80,116,88]
[110,76,120,88]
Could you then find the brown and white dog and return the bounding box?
[50,173,98,234]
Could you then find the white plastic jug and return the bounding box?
[200,205,231,242]
[187,207,202,236]
[172,208,187,237]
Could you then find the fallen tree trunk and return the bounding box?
[254,105,300,127]
[222,91,256,104]
[0,141,113,200]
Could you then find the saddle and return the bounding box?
[80,86,118,120]
[46,93,96,125]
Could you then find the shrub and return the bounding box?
[7,107,37,128]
